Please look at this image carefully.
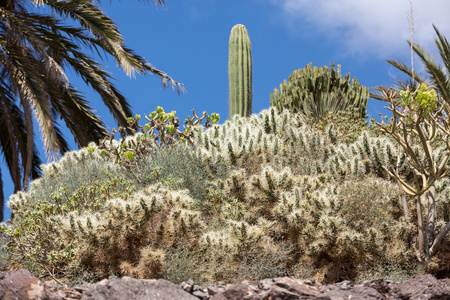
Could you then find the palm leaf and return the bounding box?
[433,25,450,90]
[0,0,182,221]
[411,41,450,104]
[42,0,184,92]
[385,59,426,84]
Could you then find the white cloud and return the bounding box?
[271,0,450,59]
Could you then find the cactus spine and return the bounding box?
[229,24,252,118]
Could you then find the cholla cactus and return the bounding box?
[54,184,203,279]
[195,108,409,180]
[7,105,450,283]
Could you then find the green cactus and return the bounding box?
[270,63,369,119]
[229,24,252,118]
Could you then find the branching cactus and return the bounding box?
[194,108,297,173]
[270,175,413,282]
[270,63,369,119]
[229,24,252,118]
[194,108,411,181]
[199,219,274,263]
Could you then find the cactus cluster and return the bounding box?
[54,184,204,279]
[270,63,369,119]
[3,106,450,283]
[193,108,412,182]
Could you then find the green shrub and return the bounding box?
[132,144,228,201]
[21,146,125,212]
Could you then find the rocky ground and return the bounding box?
[0,268,449,300]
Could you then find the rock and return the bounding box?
[209,275,450,300]
[0,269,62,300]
[210,284,259,300]
[390,274,450,300]
[0,268,448,300]
[207,284,219,295]
[181,280,194,293]
[192,289,208,299]
[80,277,198,300]
[271,276,327,298]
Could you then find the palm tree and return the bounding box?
[0,0,184,221]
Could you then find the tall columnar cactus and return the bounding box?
[229,24,252,118]
[270,63,369,119]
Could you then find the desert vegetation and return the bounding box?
[2,103,450,285]
[1,0,450,289]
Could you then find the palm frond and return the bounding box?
[433,25,450,87]
[411,41,450,103]
[43,0,184,92]
[0,167,3,222]
[385,58,426,84]
[1,41,62,157]
[0,85,25,193]
[50,84,109,147]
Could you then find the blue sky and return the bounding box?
[2,0,450,221]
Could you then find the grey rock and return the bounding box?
[210,284,260,300]
[207,284,219,295]
[192,289,208,299]
[181,280,194,292]
[80,277,198,300]
[266,285,329,300]
[208,275,450,300]
[193,284,202,291]
[336,280,352,290]
[259,278,274,290]
[272,277,326,298]
[1,268,449,300]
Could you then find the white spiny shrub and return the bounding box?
[7,106,447,283]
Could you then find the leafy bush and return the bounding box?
[21,147,125,211]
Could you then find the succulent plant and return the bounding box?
[229,24,252,118]
[98,107,219,167]
[270,63,369,119]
